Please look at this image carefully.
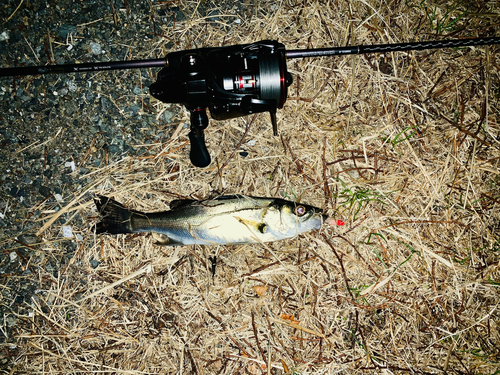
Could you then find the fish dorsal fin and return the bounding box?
[169,199,197,210]
[213,194,244,200]
[204,195,271,209]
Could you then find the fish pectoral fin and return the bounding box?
[234,216,267,234]
[151,232,182,246]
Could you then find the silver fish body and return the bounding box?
[94,194,326,246]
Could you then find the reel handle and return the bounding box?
[188,109,211,168]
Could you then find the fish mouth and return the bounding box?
[322,214,328,223]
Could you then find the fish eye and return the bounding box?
[294,205,306,216]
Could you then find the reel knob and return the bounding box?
[188,109,211,168]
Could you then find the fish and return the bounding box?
[94,194,328,246]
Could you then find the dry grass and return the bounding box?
[7,0,500,373]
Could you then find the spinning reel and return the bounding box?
[2,36,500,167]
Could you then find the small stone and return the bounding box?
[108,145,120,154]
[64,161,76,171]
[90,42,102,55]
[6,316,16,328]
[163,111,173,123]
[0,31,9,42]
[128,105,140,116]
[62,226,73,238]
[101,97,110,111]
[17,234,38,245]
[58,25,77,39]
[66,80,77,92]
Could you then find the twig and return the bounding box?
[219,114,257,171]
[7,0,24,21]
[109,0,118,27]
[268,316,325,338]
[79,263,151,302]
[251,311,266,364]
[321,233,354,300]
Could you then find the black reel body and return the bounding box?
[149,40,292,167]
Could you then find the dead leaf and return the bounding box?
[253,285,268,296]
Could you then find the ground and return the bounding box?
[0,0,499,374]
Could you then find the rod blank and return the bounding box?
[285,36,500,59]
[0,58,167,78]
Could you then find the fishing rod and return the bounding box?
[2,36,499,167]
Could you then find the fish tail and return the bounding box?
[94,195,134,234]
